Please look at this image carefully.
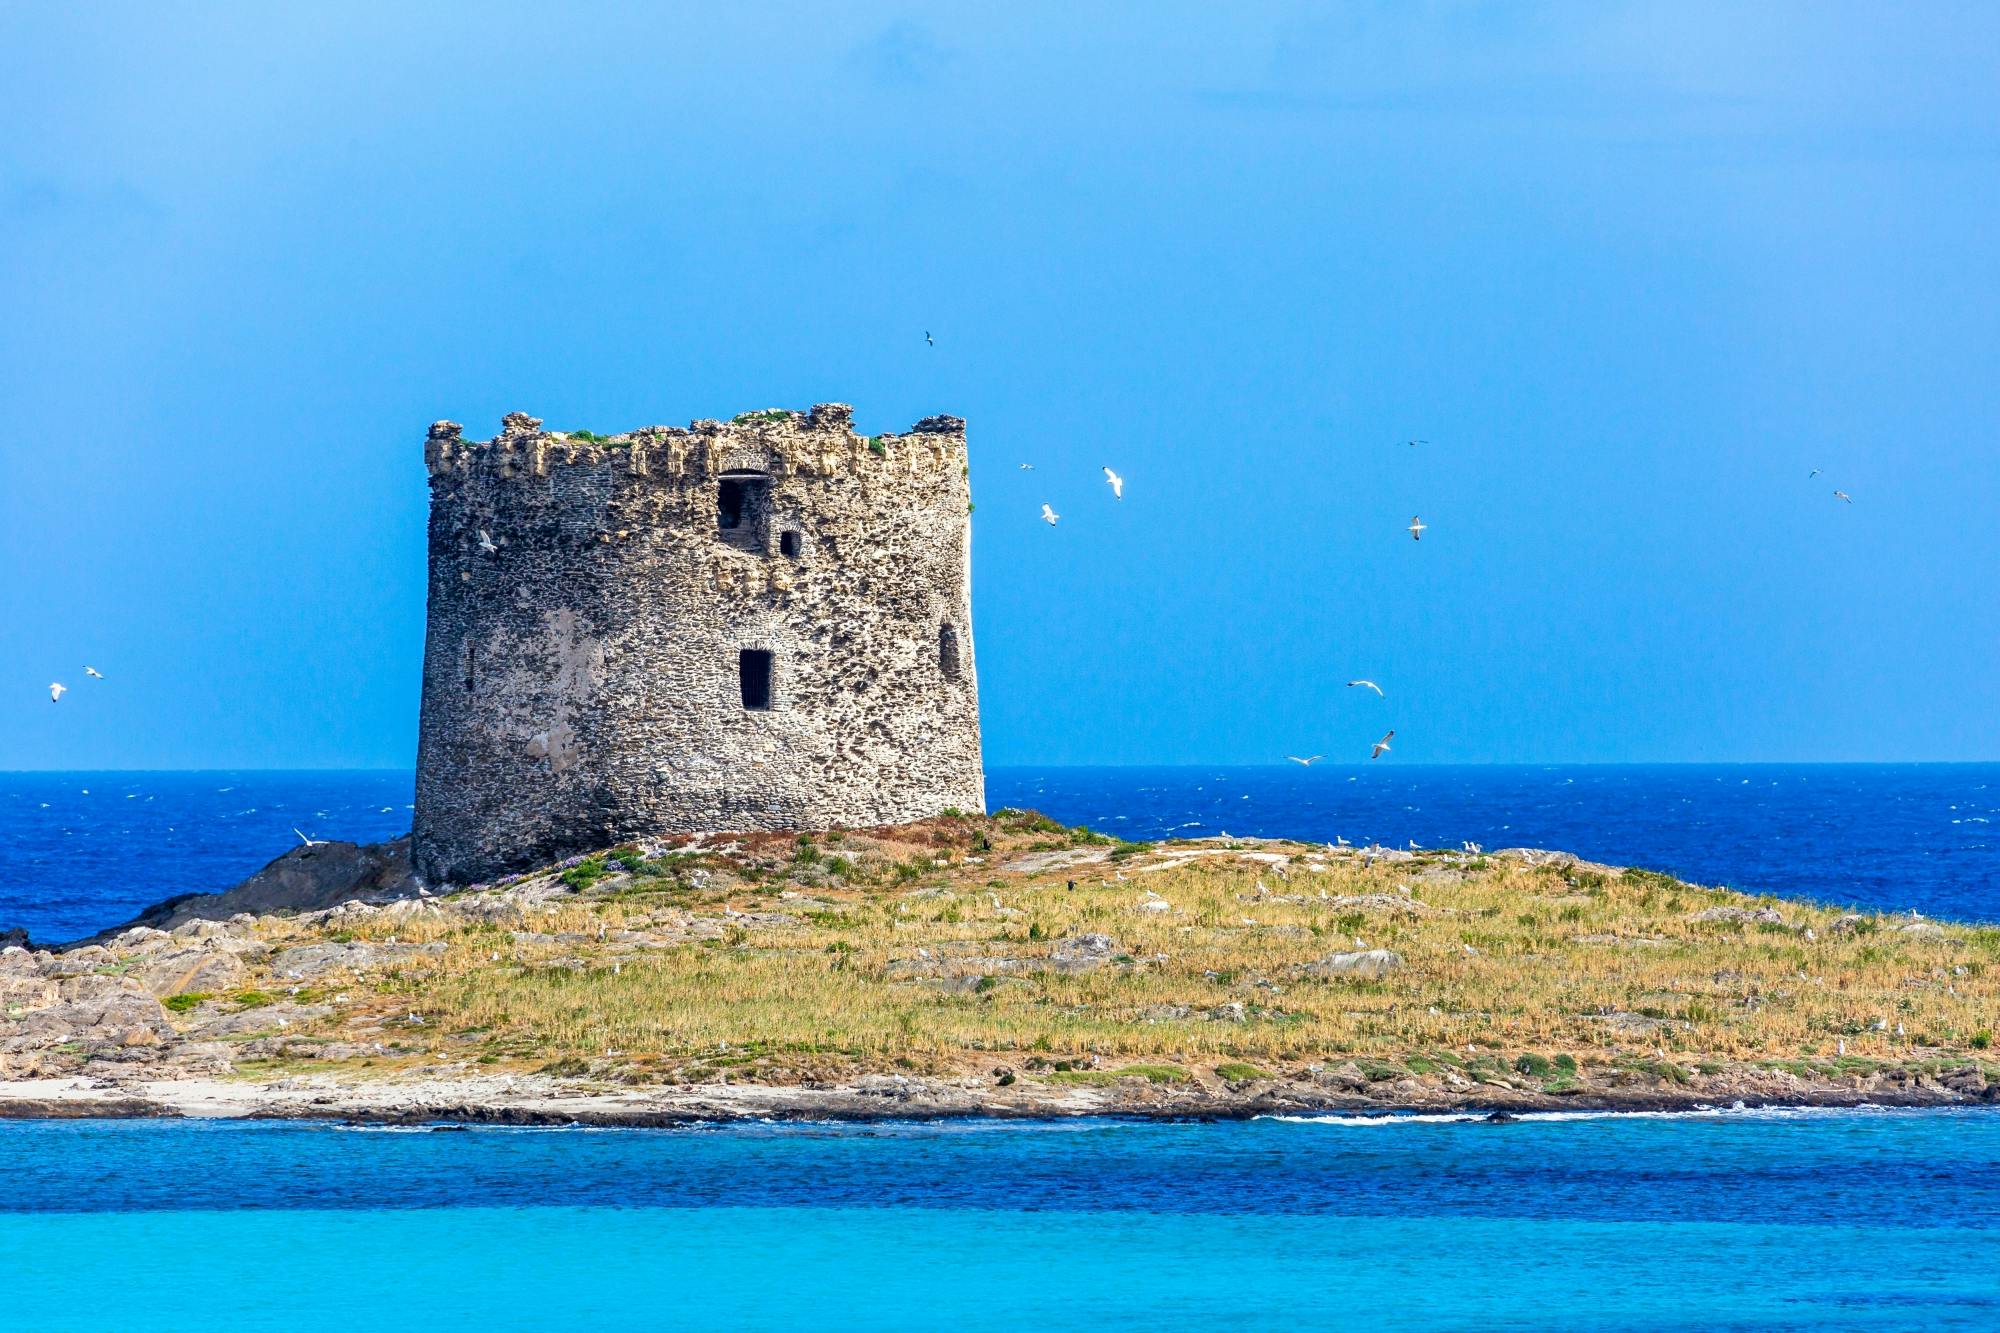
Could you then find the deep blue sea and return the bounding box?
[2,1112,1997,1331]
[2,764,1995,942]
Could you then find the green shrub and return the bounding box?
[562,856,609,891]
[162,992,211,1013]
[1116,1063,1191,1084]
[1215,1062,1271,1082]
[1514,1052,1553,1078]
[1973,1031,1993,1050]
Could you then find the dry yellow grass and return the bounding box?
[220,813,2000,1086]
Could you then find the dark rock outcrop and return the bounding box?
[68,837,417,947]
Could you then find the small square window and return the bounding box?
[780,530,802,558]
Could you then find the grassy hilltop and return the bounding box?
[97,810,1997,1109]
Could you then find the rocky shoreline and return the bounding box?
[3,1063,1992,1127]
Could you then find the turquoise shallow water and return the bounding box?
[4,1111,1997,1331]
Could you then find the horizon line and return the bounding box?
[3,759,1998,776]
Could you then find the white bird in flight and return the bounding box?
[1346,679,1384,697]
[1407,438,1427,447]
[1287,755,1323,767]
[85,666,104,679]
[294,828,328,848]
[1833,490,1851,503]
[925,331,934,347]
[1040,504,1060,526]
[1103,467,1124,499]
[49,682,66,703]
[477,529,499,554]
[1019,463,1034,470]
[1408,516,1426,541]
[1370,730,1395,760]
[1809,469,1821,478]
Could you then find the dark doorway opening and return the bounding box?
[739,649,774,710]
[779,530,802,559]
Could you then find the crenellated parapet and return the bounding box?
[424,403,967,486]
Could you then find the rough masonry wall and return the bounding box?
[412,403,982,885]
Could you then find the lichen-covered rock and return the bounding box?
[1689,906,1784,925]
[268,940,445,981]
[1,971,173,1068]
[1304,949,1403,979]
[131,946,248,999]
[1047,933,1118,971]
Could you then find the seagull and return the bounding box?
[1346,680,1384,697]
[477,529,498,554]
[925,331,934,346]
[1040,504,1060,526]
[1833,490,1851,503]
[49,682,66,703]
[1408,516,1426,541]
[1019,463,1034,470]
[1286,755,1323,767]
[1407,438,1427,447]
[1335,835,1351,847]
[1103,466,1124,499]
[1370,730,1395,759]
[85,666,104,680]
[293,828,328,847]
[1809,469,1821,478]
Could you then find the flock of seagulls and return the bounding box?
[1029,469,1122,526]
[47,669,105,703]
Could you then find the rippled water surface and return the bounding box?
[2,1111,1997,1331]
[4,765,1996,941]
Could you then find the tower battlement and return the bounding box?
[411,403,982,885]
[423,403,969,484]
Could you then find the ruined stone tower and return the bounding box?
[412,404,982,885]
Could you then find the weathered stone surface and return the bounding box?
[1,971,173,1066]
[1304,949,1404,979]
[132,946,249,999]
[1047,933,1118,971]
[413,405,984,884]
[1689,905,1784,925]
[268,941,446,981]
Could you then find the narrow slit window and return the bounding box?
[780,530,802,558]
[939,622,962,681]
[464,640,476,692]
[739,649,773,710]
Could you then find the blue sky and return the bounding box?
[3,3,1996,769]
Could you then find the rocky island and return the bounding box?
[4,810,1995,1123]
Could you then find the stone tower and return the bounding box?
[412,403,983,885]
